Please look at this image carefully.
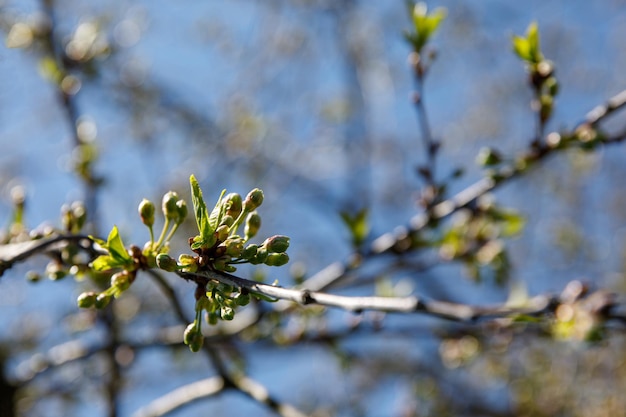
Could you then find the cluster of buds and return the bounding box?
[138,191,188,267]
[157,176,290,275]
[77,269,136,309]
[183,283,251,352]
[76,190,187,309]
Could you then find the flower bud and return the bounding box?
[224,236,244,257]
[224,193,242,219]
[77,291,98,308]
[244,212,261,241]
[183,323,204,352]
[162,191,179,221]
[263,235,290,253]
[243,188,264,212]
[111,271,131,292]
[95,293,112,309]
[156,253,178,272]
[220,215,234,227]
[265,252,289,267]
[175,199,188,224]
[215,224,230,242]
[242,244,258,260]
[138,199,155,227]
[251,247,268,265]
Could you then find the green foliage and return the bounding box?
[404,2,447,54]
[340,208,370,249]
[185,175,290,272]
[90,226,133,272]
[438,200,525,284]
[512,21,543,64]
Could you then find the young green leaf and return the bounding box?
[406,2,447,53]
[208,189,227,233]
[190,175,212,248]
[106,225,132,264]
[512,21,543,64]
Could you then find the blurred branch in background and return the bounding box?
[1,1,626,417]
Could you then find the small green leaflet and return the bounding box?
[208,189,227,233]
[189,175,224,250]
[512,21,542,64]
[90,225,132,271]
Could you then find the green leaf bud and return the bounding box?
[111,271,131,292]
[156,253,178,272]
[224,193,243,219]
[221,306,235,321]
[263,235,290,253]
[243,188,264,212]
[244,212,261,241]
[77,291,98,308]
[162,191,180,221]
[138,199,155,227]
[95,293,112,309]
[223,264,237,273]
[242,244,258,260]
[175,199,188,224]
[265,252,290,267]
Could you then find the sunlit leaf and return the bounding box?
[406,2,447,53]
[208,189,227,232]
[190,175,211,246]
[106,225,131,264]
[92,254,123,271]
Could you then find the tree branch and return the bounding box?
[131,377,225,417]
[0,234,97,277]
[180,269,559,321]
